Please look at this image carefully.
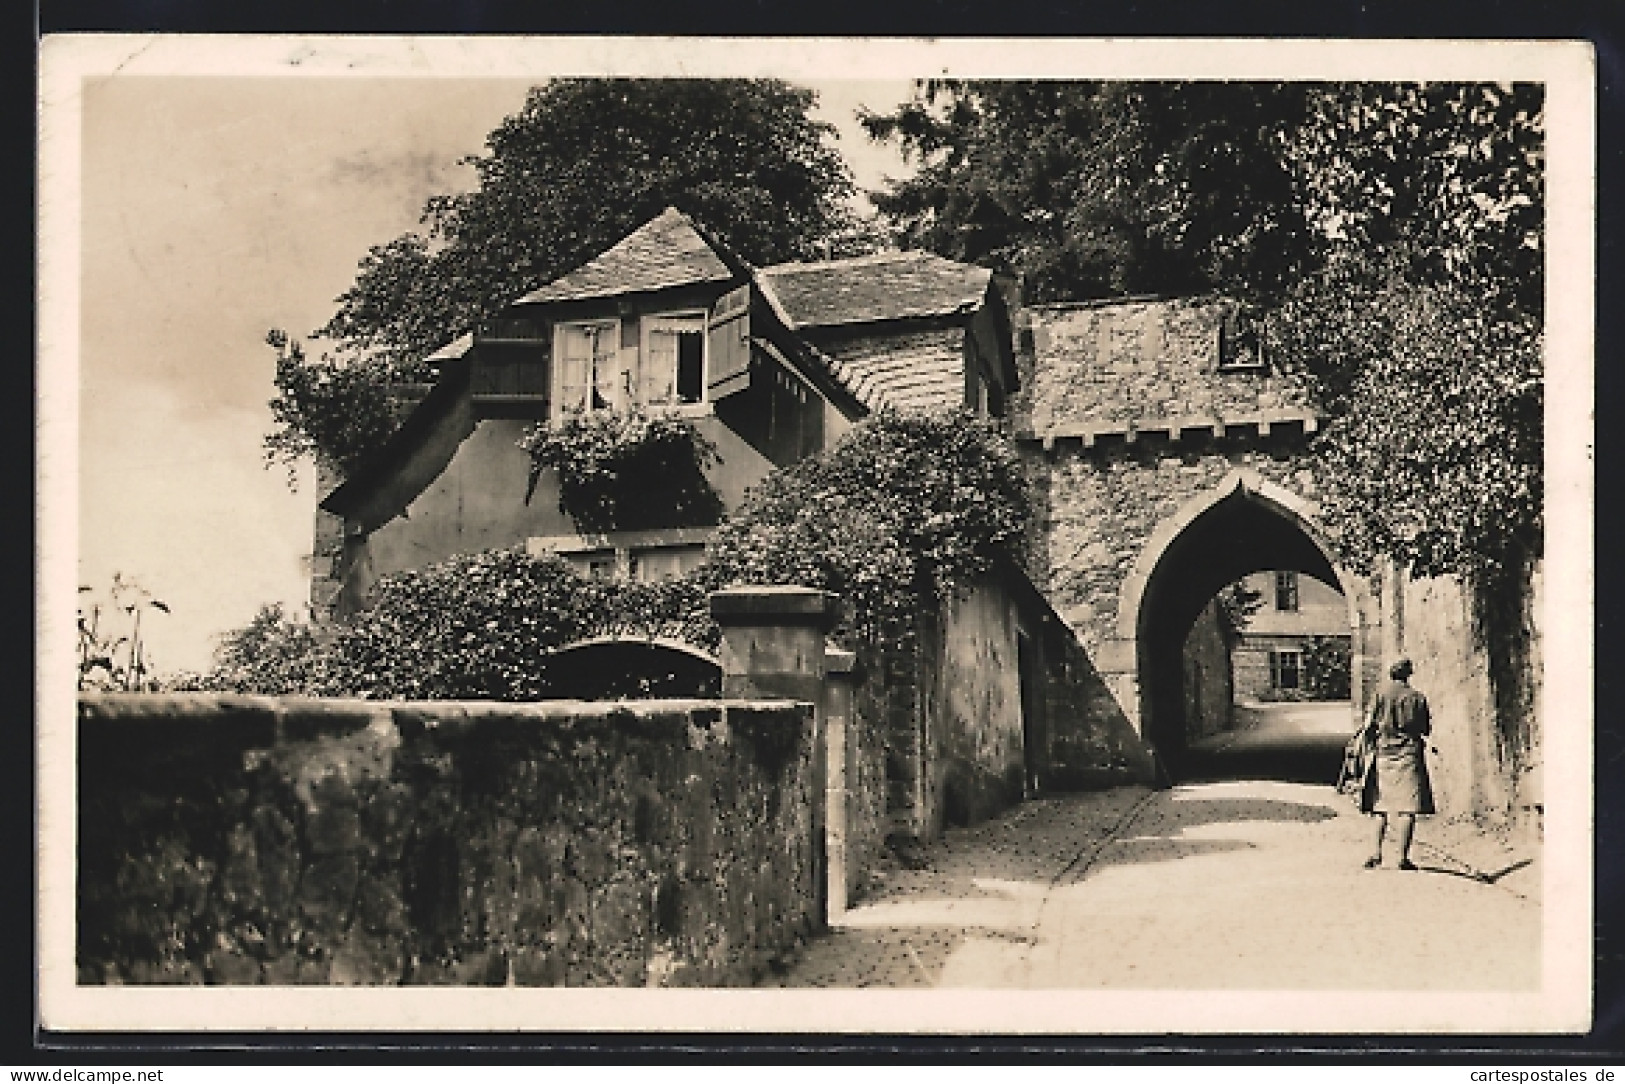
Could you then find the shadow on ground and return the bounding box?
[1174,732,1348,784]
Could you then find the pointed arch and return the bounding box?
[1112,469,1376,768]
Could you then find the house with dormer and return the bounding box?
[311,208,1019,614]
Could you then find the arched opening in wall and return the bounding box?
[542,637,720,700]
[1136,484,1361,784]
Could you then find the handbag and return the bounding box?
[1336,724,1376,801]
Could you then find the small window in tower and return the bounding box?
[1219,307,1266,371]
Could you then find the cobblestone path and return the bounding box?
[765,779,1540,990]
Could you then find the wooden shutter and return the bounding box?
[707,285,751,399]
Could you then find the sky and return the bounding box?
[69,65,917,675]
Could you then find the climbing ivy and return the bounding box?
[706,409,1033,652]
[518,412,722,535]
[207,409,1032,697]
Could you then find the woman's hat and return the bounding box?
[1389,657,1414,680]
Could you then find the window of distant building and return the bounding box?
[1274,570,1300,612]
[1270,649,1301,691]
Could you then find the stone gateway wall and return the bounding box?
[1376,560,1544,834]
[77,694,819,987]
[1032,445,1326,657]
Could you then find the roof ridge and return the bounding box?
[516,206,733,306]
[760,248,963,275]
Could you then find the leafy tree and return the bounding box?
[1285,82,1543,320]
[261,330,401,477]
[861,80,1316,303]
[268,79,871,475]
[867,80,1543,584]
[1269,82,1544,580]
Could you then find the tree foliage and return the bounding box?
[1268,83,1544,579]
[192,602,322,696]
[261,331,400,476]
[861,80,1316,303]
[268,78,871,474]
[1300,635,1353,701]
[867,80,1544,581]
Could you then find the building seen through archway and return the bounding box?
[1139,483,1364,783]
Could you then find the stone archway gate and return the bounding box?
[1012,296,1382,765]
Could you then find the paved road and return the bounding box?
[1177,699,1358,784]
[768,704,1540,990]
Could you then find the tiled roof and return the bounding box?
[807,328,967,413]
[517,207,734,305]
[757,250,992,330]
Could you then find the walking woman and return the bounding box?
[1361,657,1435,869]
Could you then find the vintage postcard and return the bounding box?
[37,35,1595,1036]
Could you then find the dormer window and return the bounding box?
[553,313,708,421]
[554,320,622,418]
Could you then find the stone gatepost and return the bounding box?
[822,647,860,919]
[709,585,840,929]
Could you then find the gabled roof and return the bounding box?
[756,250,992,331]
[516,207,735,306]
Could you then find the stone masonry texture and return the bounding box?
[77,694,818,987]
[1033,444,1326,656]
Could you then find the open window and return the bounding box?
[553,320,622,419]
[554,314,710,420]
[641,313,707,407]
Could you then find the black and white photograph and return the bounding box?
[36,36,1594,1035]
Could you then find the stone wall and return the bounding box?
[77,694,819,987]
[930,580,1027,829]
[1022,583,1164,792]
[1029,444,1325,658]
[824,650,888,912]
[1019,298,1317,438]
[1377,559,1544,833]
[899,573,1161,838]
[1181,598,1234,743]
